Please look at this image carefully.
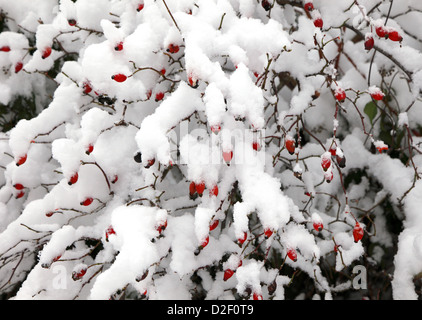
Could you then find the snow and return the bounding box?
[0,0,421,301]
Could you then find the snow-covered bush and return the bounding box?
[0,0,422,300]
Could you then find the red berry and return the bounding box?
[68,19,77,26]
[16,154,27,166]
[111,74,127,83]
[0,46,10,52]
[375,26,388,38]
[264,228,273,238]
[189,181,196,197]
[14,183,24,190]
[329,146,337,156]
[222,150,233,163]
[388,30,402,42]
[167,43,179,54]
[313,221,323,232]
[68,172,78,185]
[238,232,247,245]
[195,182,205,196]
[287,248,297,262]
[370,90,384,101]
[200,236,209,249]
[209,185,219,197]
[72,268,87,281]
[111,175,118,184]
[137,3,144,12]
[86,144,94,154]
[252,141,261,151]
[41,47,52,59]
[52,255,62,263]
[253,292,263,300]
[364,34,375,51]
[80,197,93,206]
[188,76,199,88]
[223,269,234,281]
[155,92,165,101]
[334,88,346,102]
[353,222,364,243]
[114,41,124,51]
[16,191,25,199]
[304,2,314,11]
[313,18,323,29]
[83,81,92,94]
[156,220,167,234]
[160,68,166,75]
[15,62,23,73]
[209,219,219,231]
[285,137,295,155]
[105,226,116,241]
[376,145,388,153]
[321,152,331,171]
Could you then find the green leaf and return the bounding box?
[364,102,377,125]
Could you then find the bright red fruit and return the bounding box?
[209,219,219,231]
[72,268,87,281]
[41,47,52,59]
[314,18,323,28]
[287,248,297,262]
[238,232,247,245]
[371,90,384,101]
[156,220,167,234]
[209,185,219,197]
[16,154,27,166]
[200,236,209,249]
[353,222,364,243]
[167,43,180,54]
[252,141,261,151]
[313,221,323,232]
[111,74,127,82]
[16,191,25,199]
[14,183,24,190]
[375,26,388,38]
[68,172,78,185]
[105,226,116,241]
[80,197,93,206]
[189,181,196,197]
[335,88,346,102]
[324,170,333,183]
[155,92,164,101]
[137,3,144,12]
[195,182,205,196]
[0,46,10,52]
[264,228,273,238]
[285,136,295,155]
[111,175,118,184]
[15,62,23,73]
[253,292,263,300]
[83,81,92,94]
[145,158,155,168]
[304,2,314,11]
[321,152,331,171]
[223,269,234,281]
[68,19,77,26]
[86,144,94,154]
[388,30,402,42]
[114,41,124,51]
